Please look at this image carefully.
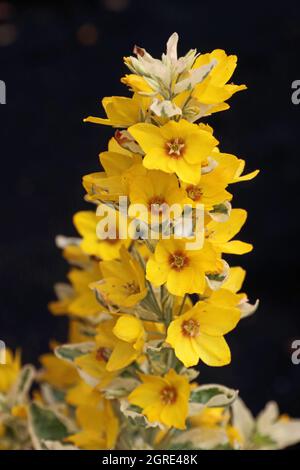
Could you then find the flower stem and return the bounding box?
[178,293,188,316]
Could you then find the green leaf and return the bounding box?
[206,273,226,282]
[28,403,71,450]
[40,383,66,405]
[190,387,223,404]
[209,202,231,222]
[211,203,229,215]
[102,377,138,399]
[119,400,158,429]
[190,384,238,408]
[55,342,94,364]
[252,432,276,448]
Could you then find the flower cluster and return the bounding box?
[1,33,300,451]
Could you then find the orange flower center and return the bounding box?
[168,250,189,271]
[186,185,203,202]
[160,386,177,405]
[123,281,140,295]
[165,138,185,158]
[95,347,111,362]
[181,319,200,338]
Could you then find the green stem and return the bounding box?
[178,293,188,316]
[144,238,155,253]
[146,280,163,319]
[155,427,174,450]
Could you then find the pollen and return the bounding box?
[160,386,177,405]
[123,281,140,295]
[168,250,189,271]
[186,184,203,202]
[165,137,185,158]
[96,347,111,362]
[181,318,200,338]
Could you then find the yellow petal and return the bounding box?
[73,211,97,238]
[146,257,169,286]
[66,430,106,450]
[166,319,200,367]
[106,340,138,371]
[128,380,162,409]
[113,315,144,343]
[128,123,165,152]
[194,303,240,336]
[207,208,247,244]
[222,267,246,293]
[217,240,253,255]
[194,334,231,366]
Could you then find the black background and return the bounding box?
[0,0,300,428]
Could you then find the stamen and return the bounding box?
[165,138,185,158]
[168,250,189,271]
[181,319,200,338]
[160,386,177,405]
[96,347,111,362]
[186,185,203,202]
[123,281,140,295]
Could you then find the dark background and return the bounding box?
[0,0,300,428]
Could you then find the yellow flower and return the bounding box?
[205,208,253,255]
[232,158,259,183]
[203,287,243,314]
[182,170,232,211]
[0,349,21,393]
[83,141,145,203]
[49,262,103,318]
[222,266,246,293]
[93,247,147,308]
[192,49,246,115]
[121,74,153,94]
[66,401,119,450]
[75,314,145,379]
[39,353,79,389]
[74,349,117,390]
[84,93,150,128]
[166,300,240,367]
[211,151,259,185]
[146,238,222,296]
[193,266,244,317]
[66,380,103,408]
[181,150,258,211]
[67,265,103,317]
[73,209,129,261]
[128,120,218,184]
[96,315,145,372]
[128,170,186,224]
[128,369,190,429]
[190,407,226,428]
